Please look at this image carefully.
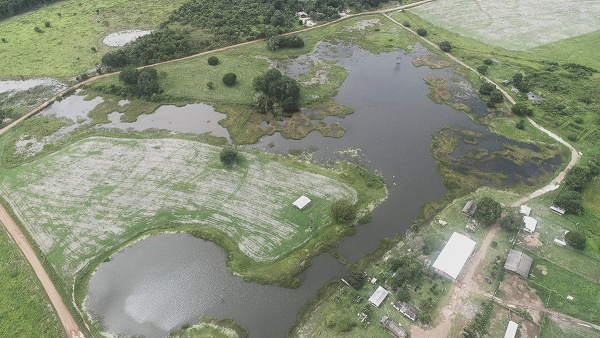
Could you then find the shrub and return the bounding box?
[331,198,356,222]
[119,67,139,86]
[489,89,504,103]
[479,82,495,95]
[206,81,214,90]
[267,34,304,51]
[402,21,410,27]
[222,72,237,86]
[207,56,219,65]
[483,58,493,65]
[554,190,583,214]
[416,28,428,36]
[219,144,238,165]
[2,38,7,43]
[477,64,488,75]
[347,271,366,289]
[565,231,587,250]
[512,102,533,116]
[439,41,452,52]
[90,47,97,52]
[44,21,51,28]
[34,26,43,33]
[500,208,524,232]
[396,288,411,302]
[516,119,525,130]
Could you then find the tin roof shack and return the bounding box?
[504,321,518,338]
[504,250,533,278]
[550,205,565,215]
[523,216,537,233]
[393,301,418,321]
[462,200,477,217]
[368,286,389,307]
[380,316,407,338]
[432,232,476,281]
[292,195,311,210]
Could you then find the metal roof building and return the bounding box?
[523,216,537,233]
[520,205,531,216]
[380,316,407,338]
[462,200,477,217]
[504,321,518,338]
[393,301,418,321]
[504,249,533,278]
[432,232,476,281]
[292,195,311,209]
[368,286,389,307]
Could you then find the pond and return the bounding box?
[83,43,559,337]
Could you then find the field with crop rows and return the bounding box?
[0,137,357,275]
[409,0,600,51]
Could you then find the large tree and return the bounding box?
[252,68,300,114]
[554,190,583,214]
[330,198,356,223]
[474,197,502,226]
[500,208,524,232]
[565,231,587,250]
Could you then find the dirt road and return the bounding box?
[0,204,85,338]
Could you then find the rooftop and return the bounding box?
[368,286,389,307]
[432,232,477,280]
[292,195,311,209]
[504,249,533,278]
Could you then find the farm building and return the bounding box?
[462,200,477,217]
[502,80,511,85]
[504,250,533,278]
[504,321,518,338]
[432,232,476,281]
[550,205,565,215]
[520,205,531,216]
[523,216,537,233]
[368,286,389,307]
[393,301,418,321]
[292,195,311,210]
[554,238,567,247]
[380,316,407,338]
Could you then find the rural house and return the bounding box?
[368,286,389,307]
[462,200,477,217]
[380,316,407,338]
[523,215,537,233]
[393,301,418,321]
[504,249,533,278]
[504,321,518,338]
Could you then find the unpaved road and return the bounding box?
[0,204,85,338]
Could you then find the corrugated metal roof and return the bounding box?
[504,250,533,278]
[432,232,476,280]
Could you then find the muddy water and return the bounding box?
[85,44,559,338]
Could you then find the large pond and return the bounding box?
[83,43,559,337]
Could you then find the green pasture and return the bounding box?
[0,0,186,78]
[539,314,600,338]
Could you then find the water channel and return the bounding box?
[76,43,559,338]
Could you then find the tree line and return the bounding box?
[0,0,58,20]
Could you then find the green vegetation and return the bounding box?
[0,0,59,20]
[0,228,66,338]
[539,314,600,338]
[253,68,300,114]
[439,40,451,52]
[462,301,493,338]
[564,230,587,250]
[222,72,237,86]
[208,56,219,66]
[500,208,524,232]
[267,34,305,51]
[330,198,356,223]
[219,144,238,165]
[168,316,248,338]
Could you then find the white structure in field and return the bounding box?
[504,321,518,338]
[523,216,537,233]
[520,205,531,216]
[432,232,476,281]
[292,195,311,209]
[368,286,389,307]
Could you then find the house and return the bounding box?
[462,200,477,217]
[523,216,537,233]
[432,232,476,281]
[393,301,418,321]
[292,195,311,210]
[380,316,407,338]
[504,250,533,278]
[368,286,389,307]
[550,205,565,215]
[504,321,518,338]
[502,80,511,85]
[520,205,531,216]
[296,11,308,18]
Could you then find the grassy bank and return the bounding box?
[168,316,248,338]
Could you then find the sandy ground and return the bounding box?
[0,204,85,338]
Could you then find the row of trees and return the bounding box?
[267,34,304,51]
[0,0,58,20]
[118,67,162,98]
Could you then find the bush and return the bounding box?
[483,58,493,65]
[512,102,533,116]
[439,41,452,52]
[206,81,214,90]
[402,21,410,27]
[489,89,504,103]
[416,28,427,36]
[1,38,6,43]
[331,198,356,222]
[500,208,524,232]
[34,26,43,33]
[207,56,219,65]
[554,190,583,214]
[396,288,411,302]
[267,34,304,51]
[479,82,495,95]
[222,72,237,86]
[91,47,97,52]
[516,119,525,129]
[219,144,238,165]
[564,165,591,191]
[474,197,502,226]
[347,271,365,289]
[565,231,587,250]
[477,64,488,75]
[119,67,139,86]
[44,21,51,28]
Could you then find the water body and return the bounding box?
[85,44,558,338]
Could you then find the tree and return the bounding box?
[207,56,219,65]
[512,102,533,116]
[489,89,504,103]
[252,68,300,114]
[219,144,238,165]
[402,21,410,27]
[565,231,586,250]
[347,271,366,289]
[222,72,237,86]
[554,190,583,214]
[136,69,160,95]
[513,72,523,85]
[439,41,452,52]
[119,67,139,86]
[500,209,523,232]
[396,288,411,302]
[516,119,525,130]
[473,197,502,226]
[206,81,214,90]
[479,82,495,95]
[331,198,356,222]
[416,28,427,36]
[483,58,493,65]
[477,64,488,75]
[44,21,51,28]
[563,165,591,191]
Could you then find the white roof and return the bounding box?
[523,216,537,233]
[292,195,311,209]
[520,205,531,216]
[368,286,389,307]
[432,232,476,280]
[504,321,518,338]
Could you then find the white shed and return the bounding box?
[504,321,518,338]
[432,232,476,281]
[523,216,537,233]
[368,286,389,307]
[292,195,311,209]
[520,205,531,216]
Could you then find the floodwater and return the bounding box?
[0,78,64,94]
[84,43,559,337]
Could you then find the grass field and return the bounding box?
[0,0,186,78]
[539,314,600,338]
[409,0,600,52]
[0,228,65,338]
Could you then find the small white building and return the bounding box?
[554,238,567,247]
[550,205,565,215]
[292,195,311,210]
[432,232,476,281]
[504,321,518,338]
[523,216,537,233]
[520,205,531,216]
[368,286,389,307]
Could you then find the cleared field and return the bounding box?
[0,137,357,275]
[0,0,186,78]
[409,0,600,51]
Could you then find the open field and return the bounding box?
[0,0,186,78]
[539,314,600,338]
[531,30,600,70]
[409,0,600,51]
[0,137,372,278]
[0,228,66,338]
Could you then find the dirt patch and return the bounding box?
[498,274,545,323]
[459,300,480,320]
[523,232,543,248]
[344,18,381,31]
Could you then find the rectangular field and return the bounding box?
[0,137,357,275]
[409,0,600,51]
